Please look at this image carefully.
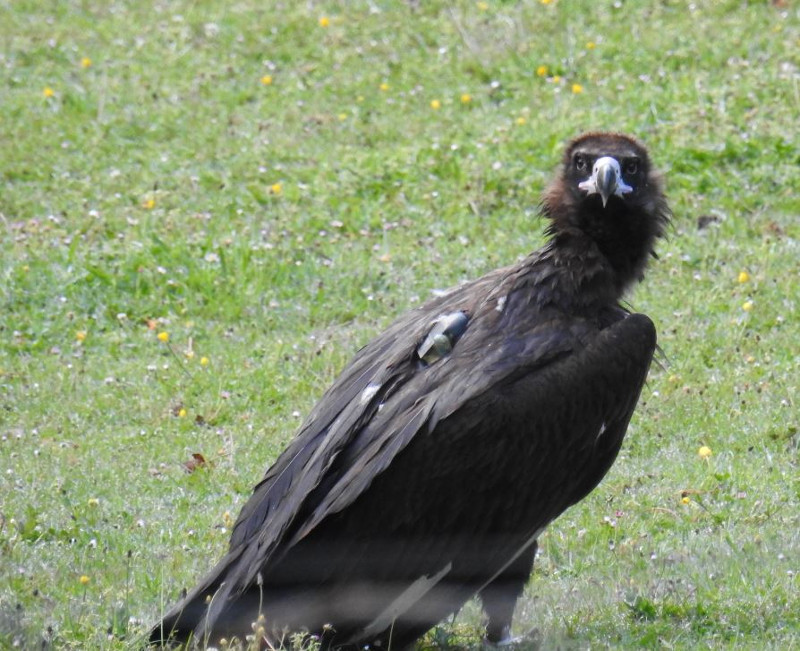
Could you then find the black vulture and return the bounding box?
[149,132,670,649]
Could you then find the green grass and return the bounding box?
[1,0,798,648]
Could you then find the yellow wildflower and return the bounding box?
[319,16,330,27]
[142,198,156,210]
[260,75,273,86]
[681,496,691,505]
[157,331,169,343]
[43,87,55,98]
[460,93,472,104]
[76,331,87,343]
[536,65,548,77]
[516,116,526,126]
[79,575,90,585]
[178,408,187,418]
[477,1,489,10]
[80,56,92,68]
[698,445,712,459]
[430,99,441,110]
[552,75,562,83]
[742,300,754,312]
[572,83,584,94]
[737,271,750,283]
[586,41,596,49]
[87,498,99,507]
[200,356,209,366]
[379,82,390,92]
[271,182,282,195]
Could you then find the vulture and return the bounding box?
[149,132,670,649]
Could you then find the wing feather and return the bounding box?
[228,270,508,550]
[193,274,655,641]
[232,305,581,580]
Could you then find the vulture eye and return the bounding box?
[625,159,640,175]
[574,154,588,172]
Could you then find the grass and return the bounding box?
[1,0,798,648]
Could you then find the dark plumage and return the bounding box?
[149,132,670,649]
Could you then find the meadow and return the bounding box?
[1,0,798,648]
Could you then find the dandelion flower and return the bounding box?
[200,356,209,366]
[318,16,330,27]
[681,496,691,505]
[338,112,348,121]
[516,117,526,126]
[737,271,750,283]
[430,99,441,110]
[80,56,92,68]
[536,65,548,77]
[586,41,596,49]
[43,87,55,98]
[552,75,562,83]
[178,408,187,418]
[87,498,99,507]
[76,331,87,342]
[698,445,712,459]
[271,182,282,195]
[477,1,489,10]
[742,300,754,312]
[157,331,169,343]
[260,75,273,86]
[79,575,90,585]
[540,0,553,4]
[379,82,390,92]
[142,198,156,210]
[460,93,472,104]
[572,83,584,94]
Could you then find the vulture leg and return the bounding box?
[480,541,538,644]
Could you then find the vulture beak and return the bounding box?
[578,156,633,208]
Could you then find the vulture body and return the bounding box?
[150,132,669,649]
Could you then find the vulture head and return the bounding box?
[541,131,670,289]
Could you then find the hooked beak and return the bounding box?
[578,156,633,208]
[595,161,617,208]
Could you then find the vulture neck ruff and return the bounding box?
[540,132,669,300]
